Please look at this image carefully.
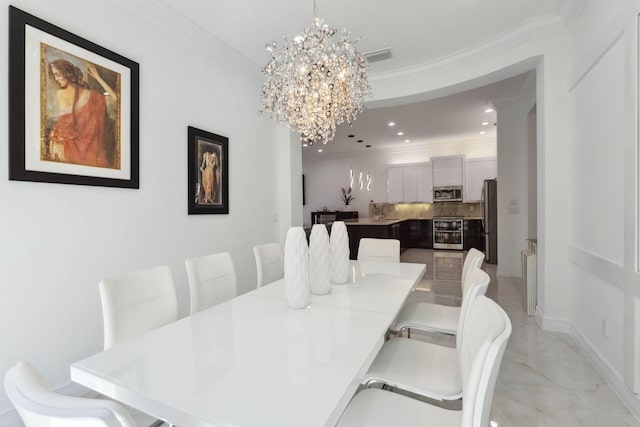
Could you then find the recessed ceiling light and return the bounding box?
[317,149,323,152]
[357,139,363,143]
[479,131,486,135]
[302,143,308,147]
[348,134,355,138]
[365,144,371,148]
[484,107,494,113]
[388,122,395,127]
[397,131,404,136]
[481,121,489,126]
[404,139,410,143]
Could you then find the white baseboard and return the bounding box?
[570,325,640,422]
[535,306,572,333]
[0,381,93,427]
[535,308,640,421]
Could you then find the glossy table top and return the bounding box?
[71,261,426,427]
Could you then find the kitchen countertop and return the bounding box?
[344,218,406,226]
[344,217,483,226]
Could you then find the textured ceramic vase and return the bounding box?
[309,224,331,295]
[330,221,350,284]
[284,227,310,309]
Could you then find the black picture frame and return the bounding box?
[8,6,140,188]
[188,126,229,214]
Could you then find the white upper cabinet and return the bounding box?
[387,167,404,203]
[464,157,497,201]
[404,164,433,203]
[432,156,464,187]
[387,164,432,203]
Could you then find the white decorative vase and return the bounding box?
[330,221,350,284]
[309,224,331,295]
[284,227,310,309]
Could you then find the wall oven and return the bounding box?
[433,217,464,250]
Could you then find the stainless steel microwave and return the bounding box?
[433,186,463,202]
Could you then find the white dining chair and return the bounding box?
[185,252,237,314]
[253,242,284,288]
[337,295,512,427]
[393,248,485,337]
[357,238,400,263]
[362,268,490,402]
[5,360,138,427]
[99,265,179,350]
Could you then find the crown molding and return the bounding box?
[367,14,567,102]
[557,0,590,30]
[108,0,262,78]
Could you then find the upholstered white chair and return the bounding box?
[337,295,512,427]
[357,238,400,263]
[253,243,284,288]
[185,252,237,314]
[99,265,179,350]
[362,268,491,402]
[393,248,485,337]
[5,360,137,427]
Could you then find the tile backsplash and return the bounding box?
[369,202,482,219]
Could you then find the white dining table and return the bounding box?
[71,260,426,427]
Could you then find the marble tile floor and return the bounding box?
[400,248,640,427]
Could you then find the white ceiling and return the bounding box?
[159,0,563,154]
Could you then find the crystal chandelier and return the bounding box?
[259,17,370,145]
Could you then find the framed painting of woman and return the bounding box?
[187,126,229,214]
[8,6,139,188]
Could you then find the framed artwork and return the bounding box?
[188,126,229,214]
[8,6,139,188]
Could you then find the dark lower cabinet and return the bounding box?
[463,220,484,251]
[346,223,399,260]
[404,220,433,249]
[347,220,433,259]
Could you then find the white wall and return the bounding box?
[302,137,496,226]
[494,74,536,278]
[527,106,538,239]
[0,0,287,415]
[566,0,640,406]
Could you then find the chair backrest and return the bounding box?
[99,265,178,349]
[253,243,284,288]
[185,252,237,314]
[455,267,490,349]
[357,238,400,263]
[5,360,137,427]
[459,296,512,427]
[461,248,485,293]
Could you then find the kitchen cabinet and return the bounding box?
[464,157,497,202]
[387,164,432,203]
[463,219,484,251]
[346,222,400,260]
[404,165,433,203]
[432,156,464,187]
[387,167,404,203]
[405,219,433,249]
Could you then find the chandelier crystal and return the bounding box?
[259,18,370,145]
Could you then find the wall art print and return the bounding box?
[188,126,229,214]
[8,6,139,188]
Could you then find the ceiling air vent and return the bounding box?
[363,47,392,63]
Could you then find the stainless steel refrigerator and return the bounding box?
[481,179,498,264]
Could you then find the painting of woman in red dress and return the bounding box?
[43,47,120,169]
